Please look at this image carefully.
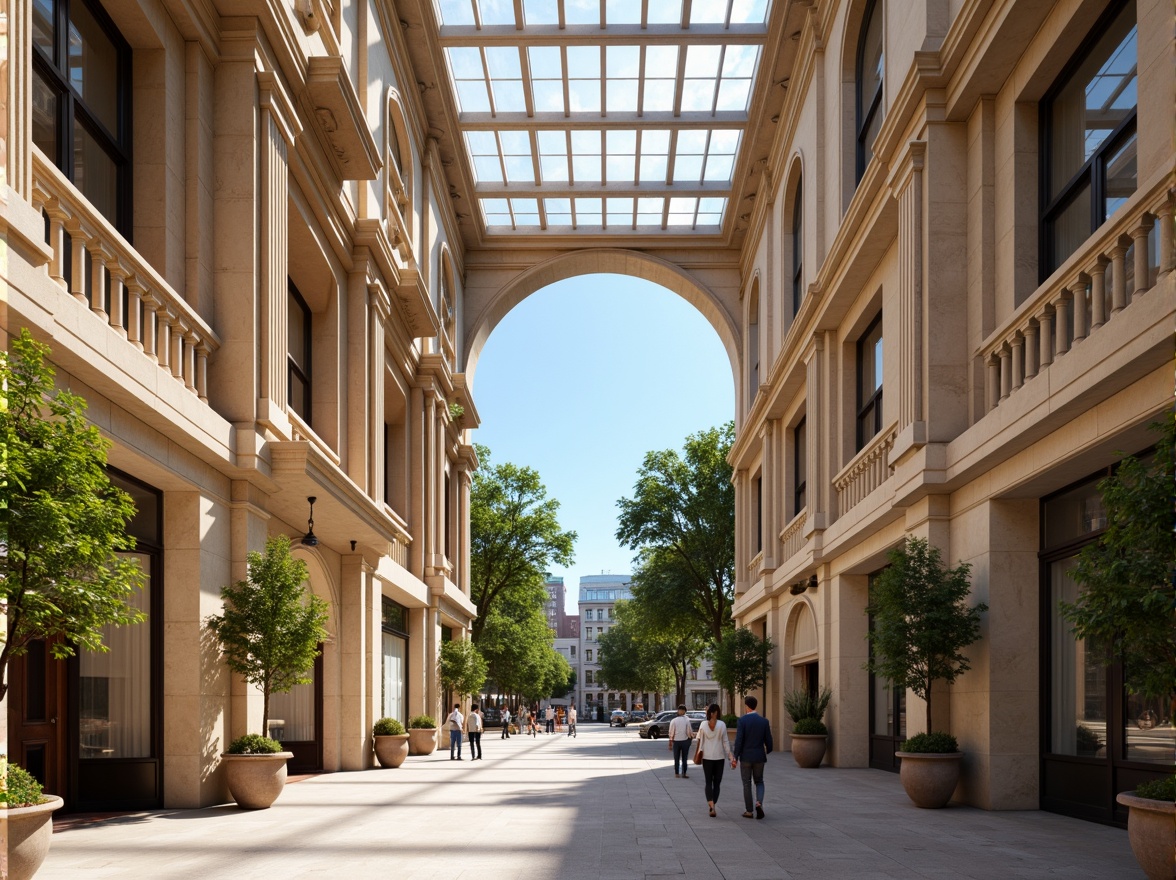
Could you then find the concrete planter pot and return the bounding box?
[790,734,828,768]
[895,751,962,808]
[407,728,438,755]
[7,795,64,880]
[221,752,293,809]
[1116,792,1176,880]
[374,734,410,768]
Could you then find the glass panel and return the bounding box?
[646,0,682,24]
[522,0,559,26]
[1042,474,1105,549]
[269,676,315,742]
[479,0,516,26]
[79,553,151,759]
[873,676,893,735]
[32,72,59,161]
[1103,131,1137,220]
[730,0,769,24]
[1049,181,1091,271]
[438,0,477,26]
[382,598,408,633]
[564,0,597,25]
[605,0,642,24]
[34,0,56,58]
[1048,2,1137,199]
[381,633,406,723]
[108,471,161,545]
[73,118,118,224]
[691,0,726,23]
[858,3,883,127]
[1124,690,1175,764]
[288,290,308,370]
[1050,556,1106,757]
[68,0,120,135]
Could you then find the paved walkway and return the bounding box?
[42,725,1137,880]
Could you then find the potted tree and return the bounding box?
[207,535,330,809]
[372,718,410,768]
[1060,421,1175,880]
[711,626,774,741]
[3,762,65,880]
[1,330,146,861]
[783,686,833,768]
[407,715,439,755]
[866,537,987,808]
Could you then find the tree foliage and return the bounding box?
[865,537,986,733]
[1060,420,1176,715]
[616,423,735,647]
[469,445,576,641]
[207,535,331,737]
[0,329,146,702]
[711,626,774,705]
[439,638,489,698]
[599,596,704,706]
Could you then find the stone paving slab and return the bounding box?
[40,725,1137,880]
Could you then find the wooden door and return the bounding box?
[8,639,69,797]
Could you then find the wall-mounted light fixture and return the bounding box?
[807,574,819,590]
[300,496,319,546]
[789,582,806,596]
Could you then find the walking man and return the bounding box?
[466,704,484,760]
[667,705,695,778]
[545,704,555,734]
[501,706,512,739]
[567,705,577,737]
[732,695,773,819]
[447,703,464,760]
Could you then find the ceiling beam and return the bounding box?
[438,23,768,46]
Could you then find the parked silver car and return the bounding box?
[639,710,705,739]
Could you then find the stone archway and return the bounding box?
[460,248,742,389]
[784,599,820,695]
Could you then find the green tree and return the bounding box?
[865,537,987,734]
[616,423,735,647]
[439,638,489,698]
[1060,420,1176,719]
[711,626,774,707]
[469,445,576,641]
[0,329,146,703]
[477,586,557,703]
[598,597,703,705]
[542,649,574,700]
[597,609,674,699]
[207,535,331,737]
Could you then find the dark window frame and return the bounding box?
[856,313,884,450]
[855,0,884,183]
[32,0,133,236]
[287,280,312,423]
[793,416,807,516]
[792,181,804,316]
[1039,0,1137,280]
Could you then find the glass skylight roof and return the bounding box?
[434,0,772,234]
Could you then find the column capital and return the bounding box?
[257,69,303,146]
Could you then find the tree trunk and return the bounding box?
[262,685,270,739]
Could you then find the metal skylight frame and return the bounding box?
[433,0,772,234]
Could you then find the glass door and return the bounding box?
[269,649,323,774]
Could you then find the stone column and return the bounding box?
[457,462,473,596]
[825,573,870,767]
[409,384,427,576]
[891,141,927,438]
[803,334,828,530]
[761,420,777,571]
[733,468,748,595]
[340,553,372,770]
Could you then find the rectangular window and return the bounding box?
[857,314,883,449]
[793,417,807,515]
[596,609,603,621]
[754,475,763,554]
[288,281,312,422]
[570,646,576,658]
[586,650,593,663]
[586,626,593,638]
[1041,1,1137,276]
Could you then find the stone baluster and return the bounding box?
[986,355,999,411]
[107,259,126,335]
[1109,241,1128,313]
[1024,320,1039,380]
[68,223,87,303]
[169,314,184,381]
[156,307,173,373]
[1090,257,1108,330]
[1038,307,1054,368]
[89,243,108,319]
[196,343,210,403]
[46,208,67,288]
[141,293,159,361]
[998,345,1011,400]
[1158,194,1174,277]
[1131,218,1152,298]
[1053,292,1070,357]
[1010,334,1024,392]
[183,330,197,392]
[126,279,144,349]
[1071,276,1088,344]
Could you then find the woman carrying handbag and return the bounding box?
[694,703,735,817]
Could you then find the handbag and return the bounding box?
[693,739,704,764]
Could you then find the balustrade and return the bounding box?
[833,423,897,514]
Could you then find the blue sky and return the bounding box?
[470,274,735,613]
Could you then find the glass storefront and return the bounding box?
[381,598,408,724]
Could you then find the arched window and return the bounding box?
[856,0,884,183]
[385,90,412,250]
[791,181,804,316]
[439,252,457,369]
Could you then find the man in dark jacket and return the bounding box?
[732,695,774,819]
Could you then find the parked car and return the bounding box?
[639,711,705,739]
[627,710,651,723]
[608,709,629,727]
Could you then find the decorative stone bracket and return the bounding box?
[304,56,382,180]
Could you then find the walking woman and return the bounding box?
[694,703,735,818]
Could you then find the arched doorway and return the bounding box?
[786,601,820,697]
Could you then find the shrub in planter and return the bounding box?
[227,734,283,754]
[900,732,958,753]
[1117,774,1176,880]
[372,718,410,768]
[793,718,827,736]
[721,713,739,728]
[783,687,832,727]
[4,762,64,880]
[789,717,829,768]
[407,714,439,755]
[896,732,963,809]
